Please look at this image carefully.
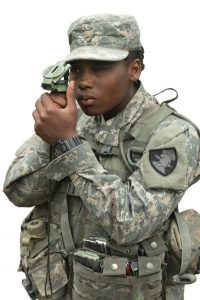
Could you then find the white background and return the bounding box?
[0,0,200,298]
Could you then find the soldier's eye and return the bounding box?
[70,66,81,74]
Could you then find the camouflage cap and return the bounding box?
[65,14,142,62]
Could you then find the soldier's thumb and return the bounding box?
[66,80,76,109]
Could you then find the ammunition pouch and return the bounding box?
[73,254,163,300]
[72,235,167,300]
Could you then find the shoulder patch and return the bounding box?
[149,148,177,176]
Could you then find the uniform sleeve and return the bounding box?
[46,118,200,245]
[3,134,50,207]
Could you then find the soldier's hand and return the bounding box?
[51,92,67,108]
[32,81,77,145]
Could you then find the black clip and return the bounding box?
[98,145,112,156]
[22,278,36,299]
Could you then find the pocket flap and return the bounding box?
[102,256,127,276]
[138,256,161,276]
[140,235,167,256]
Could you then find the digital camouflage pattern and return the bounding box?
[65,14,142,62]
[3,82,200,300]
[28,251,68,298]
[46,83,199,244]
[167,209,200,276]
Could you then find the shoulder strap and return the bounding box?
[119,103,175,172]
[61,197,75,253]
[174,211,192,274]
[128,103,175,152]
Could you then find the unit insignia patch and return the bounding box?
[149,148,177,176]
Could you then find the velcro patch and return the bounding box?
[149,148,177,176]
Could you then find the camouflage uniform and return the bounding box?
[3,14,200,300]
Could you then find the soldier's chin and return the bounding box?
[80,106,100,117]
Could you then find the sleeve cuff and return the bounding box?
[46,141,98,181]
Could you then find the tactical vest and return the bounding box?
[19,101,200,300]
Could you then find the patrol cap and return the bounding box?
[65,14,142,62]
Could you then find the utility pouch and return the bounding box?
[72,254,163,300]
[72,257,133,300]
[140,235,168,257]
[102,256,127,276]
[19,216,68,300]
[136,256,163,300]
[28,248,68,299]
[166,209,200,283]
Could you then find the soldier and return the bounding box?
[3,14,200,300]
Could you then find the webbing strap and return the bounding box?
[119,104,175,172]
[174,212,192,274]
[129,103,175,147]
[65,181,79,196]
[61,197,75,253]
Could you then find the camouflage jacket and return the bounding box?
[3,82,200,246]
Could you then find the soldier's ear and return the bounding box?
[129,59,141,82]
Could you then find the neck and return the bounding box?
[103,81,139,121]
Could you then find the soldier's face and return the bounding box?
[70,59,140,120]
